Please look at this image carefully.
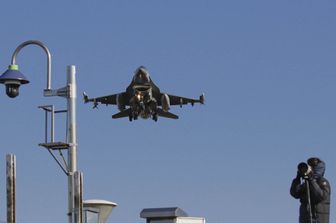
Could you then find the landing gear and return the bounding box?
[132,110,139,121]
[152,113,158,122]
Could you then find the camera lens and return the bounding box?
[298,162,309,176]
[6,84,20,98]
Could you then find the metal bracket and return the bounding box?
[44,85,69,97]
[38,104,69,175]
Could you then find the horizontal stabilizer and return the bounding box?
[157,108,179,119]
[112,108,131,119]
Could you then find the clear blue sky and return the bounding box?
[0,1,335,223]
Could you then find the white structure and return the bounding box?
[174,217,205,223]
[83,199,117,223]
[140,207,205,223]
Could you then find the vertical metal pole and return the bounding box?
[74,171,83,223]
[6,154,16,223]
[305,180,313,223]
[80,172,83,223]
[44,109,48,143]
[51,105,55,142]
[67,65,77,223]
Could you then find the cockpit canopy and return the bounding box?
[133,66,150,84]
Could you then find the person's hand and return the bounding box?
[296,171,301,180]
[303,171,313,181]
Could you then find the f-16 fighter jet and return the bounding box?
[83,66,204,122]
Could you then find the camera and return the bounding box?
[0,65,30,98]
[4,80,21,98]
[297,162,312,178]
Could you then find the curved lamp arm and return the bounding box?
[11,40,52,90]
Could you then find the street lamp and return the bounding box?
[0,40,51,97]
[0,64,29,98]
[0,40,80,223]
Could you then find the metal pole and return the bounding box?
[11,40,52,90]
[305,179,313,223]
[67,65,77,223]
[74,171,83,223]
[51,105,55,142]
[6,154,16,223]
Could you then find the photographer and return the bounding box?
[290,157,331,223]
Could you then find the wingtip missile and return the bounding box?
[200,93,205,104]
[83,92,89,103]
[83,92,98,108]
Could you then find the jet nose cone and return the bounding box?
[133,66,150,84]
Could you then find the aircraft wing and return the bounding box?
[165,93,205,106]
[83,92,126,107]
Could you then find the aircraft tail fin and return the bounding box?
[83,92,89,103]
[112,108,131,119]
[156,108,179,119]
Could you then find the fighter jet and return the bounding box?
[83,66,204,122]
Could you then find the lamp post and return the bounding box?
[0,40,80,223]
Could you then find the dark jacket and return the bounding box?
[290,161,331,223]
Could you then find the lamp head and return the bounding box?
[0,65,29,98]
